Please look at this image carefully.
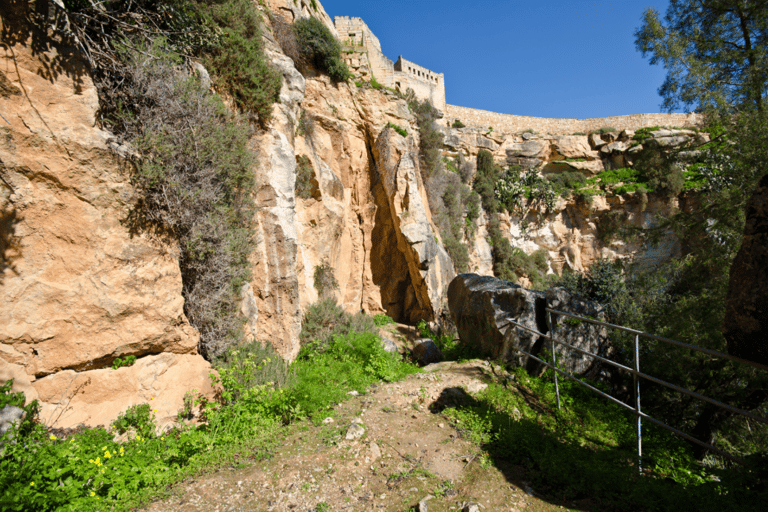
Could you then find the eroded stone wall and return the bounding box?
[445,104,703,135]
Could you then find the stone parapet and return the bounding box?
[445,104,703,135]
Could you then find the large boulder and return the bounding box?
[448,274,610,376]
[545,287,609,376]
[723,173,768,365]
[448,274,546,374]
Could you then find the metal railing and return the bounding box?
[504,308,768,472]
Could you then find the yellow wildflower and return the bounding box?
[90,492,95,497]
[104,450,111,459]
[102,446,107,451]
[49,434,56,440]
[30,482,34,487]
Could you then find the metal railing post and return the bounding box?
[548,310,561,410]
[634,333,642,473]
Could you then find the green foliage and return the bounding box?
[386,122,407,137]
[635,1,768,114]
[372,313,395,326]
[110,355,136,370]
[417,320,481,361]
[495,167,557,213]
[407,93,444,180]
[214,341,295,404]
[633,126,661,142]
[472,151,550,286]
[545,170,587,196]
[292,331,418,420]
[111,404,157,439]
[370,75,383,90]
[297,109,315,139]
[474,149,501,214]
[437,369,766,511]
[634,150,685,197]
[295,155,315,200]
[407,92,474,273]
[595,167,653,195]
[127,42,256,359]
[451,119,466,128]
[313,261,339,299]
[299,298,378,354]
[0,380,39,441]
[592,126,617,134]
[0,404,278,511]
[197,0,282,126]
[294,16,351,82]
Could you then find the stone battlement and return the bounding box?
[334,16,446,111]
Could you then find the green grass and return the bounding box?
[438,367,766,512]
[0,314,418,510]
[387,122,408,137]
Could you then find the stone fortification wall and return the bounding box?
[334,17,445,110]
[394,56,446,111]
[335,16,395,86]
[445,104,703,135]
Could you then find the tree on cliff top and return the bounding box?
[635,0,768,114]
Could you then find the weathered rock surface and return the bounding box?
[0,405,24,439]
[723,173,768,365]
[251,7,456,356]
[33,353,214,430]
[0,5,210,427]
[441,123,695,275]
[447,274,546,374]
[545,287,609,376]
[448,274,610,375]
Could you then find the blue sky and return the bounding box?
[319,0,676,119]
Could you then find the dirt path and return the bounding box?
[145,361,573,512]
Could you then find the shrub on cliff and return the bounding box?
[63,0,281,127]
[126,41,256,359]
[294,16,351,82]
[198,0,282,125]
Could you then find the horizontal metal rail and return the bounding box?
[505,319,768,426]
[503,308,768,469]
[545,308,768,372]
[514,346,744,465]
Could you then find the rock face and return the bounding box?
[447,273,547,374]
[448,274,609,375]
[723,173,768,366]
[249,5,456,358]
[545,287,609,376]
[0,4,211,429]
[442,126,697,275]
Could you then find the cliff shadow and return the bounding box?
[368,149,415,324]
[0,203,19,284]
[425,384,757,511]
[1,0,88,96]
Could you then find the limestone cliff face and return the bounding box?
[0,6,212,429]
[442,126,698,276]
[249,6,455,357]
[0,0,456,429]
